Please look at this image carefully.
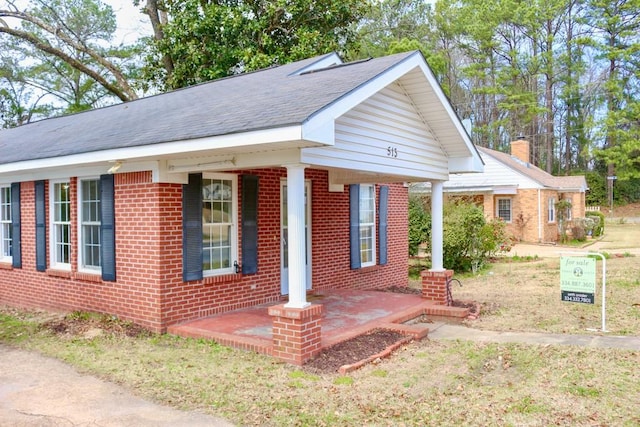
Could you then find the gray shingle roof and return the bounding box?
[478,146,587,191]
[0,51,416,166]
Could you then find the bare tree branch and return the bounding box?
[0,8,137,101]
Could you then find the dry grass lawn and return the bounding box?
[1,223,640,426]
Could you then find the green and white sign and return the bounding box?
[560,257,596,304]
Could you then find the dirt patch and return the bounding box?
[305,329,408,373]
[42,313,149,339]
[376,285,421,295]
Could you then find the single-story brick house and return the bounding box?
[413,138,588,243]
[0,51,482,353]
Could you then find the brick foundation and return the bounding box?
[268,303,323,365]
[421,269,454,305]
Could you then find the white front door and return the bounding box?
[281,180,312,295]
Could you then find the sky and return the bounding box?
[103,0,151,44]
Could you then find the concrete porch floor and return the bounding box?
[168,289,469,358]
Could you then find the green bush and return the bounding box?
[408,195,430,256]
[586,211,605,237]
[414,200,511,273]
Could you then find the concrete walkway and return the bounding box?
[0,345,234,427]
[428,323,640,350]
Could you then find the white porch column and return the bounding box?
[430,181,444,271]
[284,164,310,308]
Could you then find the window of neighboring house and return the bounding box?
[565,197,573,220]
[79,179,101,272]
[359,184,376,267]
[497,198,512,222]
[51,181,71,269]
[0,186,11,261]
[202,175,237,275]
[548,197,556,223]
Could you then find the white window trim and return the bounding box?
[548,197,556,223]
[77,177,101,274]
[360,184,376,268]
[565,197,573,221]
[50,179,72,271]
[496,197,512,223]
[0,185,12,263]
[202,173,238,277]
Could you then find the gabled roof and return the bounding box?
[0,51,482,179]
[477,146,587,192]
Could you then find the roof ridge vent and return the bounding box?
[298,57,373,76]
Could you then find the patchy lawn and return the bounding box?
[1,224,639,426]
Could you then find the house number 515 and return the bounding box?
[387,146,398,158]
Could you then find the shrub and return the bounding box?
[408,195,430,256]
[571,223,587,241]
[586,211,605,236]
[430,201,511,272]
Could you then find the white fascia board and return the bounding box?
[448,155,484,173]
[0,125,303,177]
[0,160,160,184]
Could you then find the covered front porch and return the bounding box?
[168,287,470,365]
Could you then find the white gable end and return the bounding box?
[301,82,449,181]
[445,151,541,191]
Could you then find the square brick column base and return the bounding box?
[421,269,454,305]
[268,304,324,365]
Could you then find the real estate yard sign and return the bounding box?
[560,256,596,304]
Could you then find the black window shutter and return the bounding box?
[10,182,21,268]
[378,185,389,266]
[182,173,203,282]
[241,175,259,274]
[35,180,46,272]
[349,184,361,269]
[100,174,116,281]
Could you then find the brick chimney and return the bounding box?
[511,138,530,164]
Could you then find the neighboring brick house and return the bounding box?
[0,51,482,344]
[414,138,588,243]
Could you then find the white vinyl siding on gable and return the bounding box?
[0,186,11,261]
[301,83,449,181]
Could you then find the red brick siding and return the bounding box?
[0,168,409,332]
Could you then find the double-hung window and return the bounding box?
[548,197,556,223]
[0,186,11,261]
[349,184,388,269]
[51,181,71,269]
[359,184,376,267]
[202,175,237,275]
[497,198,512,222]
[79,179,101,272]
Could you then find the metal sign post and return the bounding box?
[559,252,607,332]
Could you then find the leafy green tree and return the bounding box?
[143,0,368,90]
[583,0,640,188]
